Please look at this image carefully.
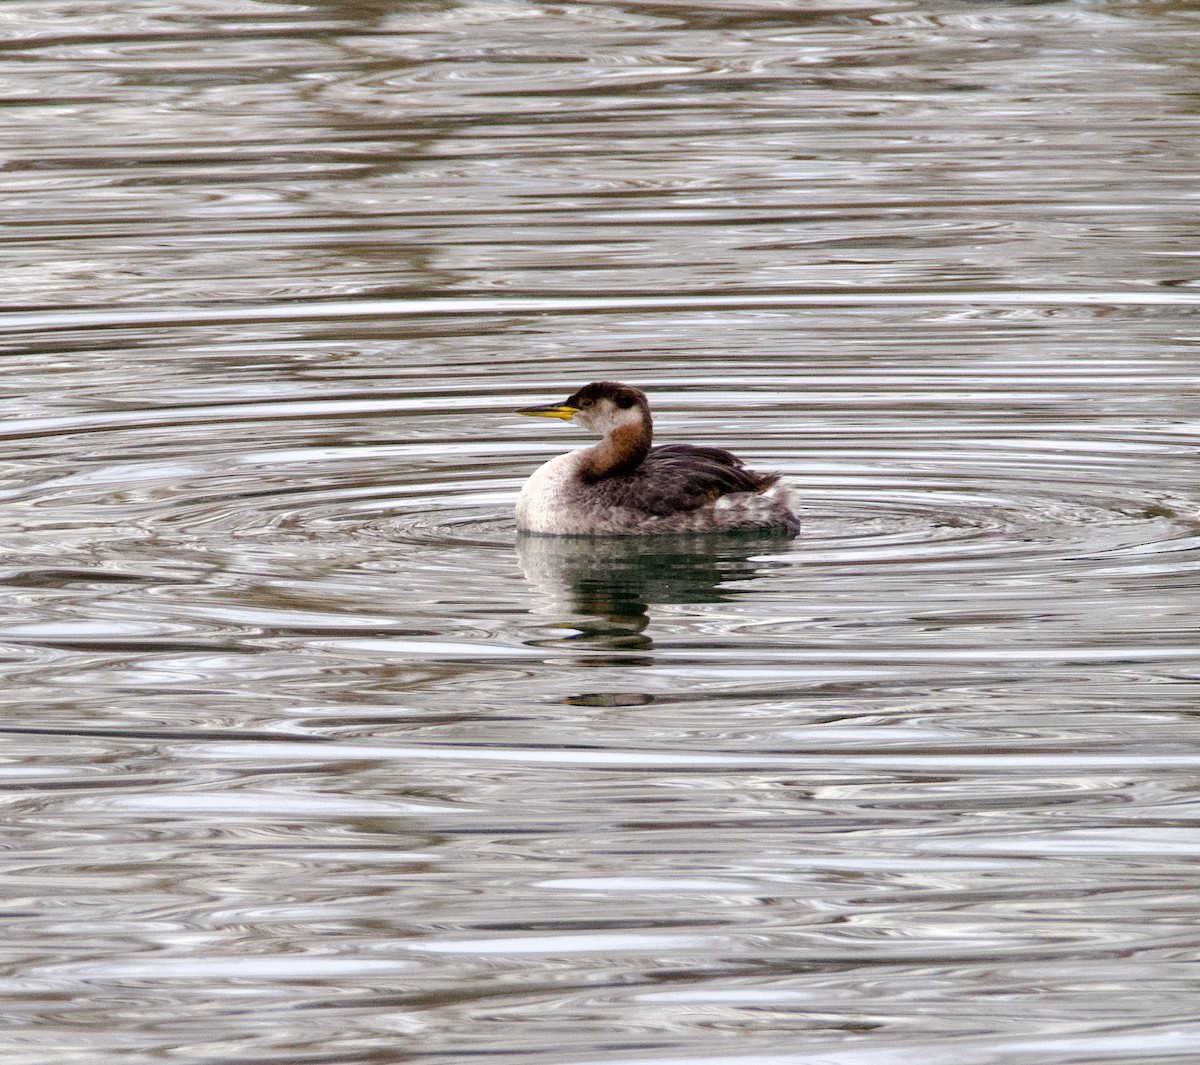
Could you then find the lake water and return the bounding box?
[2,1,1199,1062]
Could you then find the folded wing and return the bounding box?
[626,444,779,516]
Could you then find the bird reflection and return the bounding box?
[517,533,789,663]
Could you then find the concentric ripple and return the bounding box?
[2,309,1194,687]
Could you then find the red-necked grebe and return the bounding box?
[516,382,799,536]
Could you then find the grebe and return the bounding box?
[515,382,799,536]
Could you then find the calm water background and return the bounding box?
[2,1,1199,1062]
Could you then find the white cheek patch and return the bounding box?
[577,401,643,434]
[613,404,644,428]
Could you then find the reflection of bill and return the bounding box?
[517,533,792,660]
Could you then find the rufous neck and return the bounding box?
[580,417,652,480]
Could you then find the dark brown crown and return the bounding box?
[565,381,649,412]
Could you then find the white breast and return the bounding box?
[515,449,587,534]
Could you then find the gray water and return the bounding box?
[2,1,1200,1063]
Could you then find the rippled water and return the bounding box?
[3,1,1200,1062]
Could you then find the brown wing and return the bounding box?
[624,444,778,516]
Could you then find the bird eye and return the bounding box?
[579,398,594,408]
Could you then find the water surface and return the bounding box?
[2,1,1199,1063]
